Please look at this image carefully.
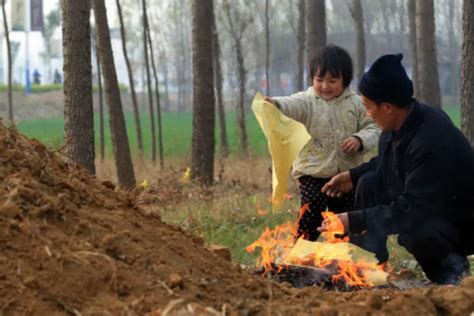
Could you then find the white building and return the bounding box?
[0,0,131,88]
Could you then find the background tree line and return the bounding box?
[2,0,473,188]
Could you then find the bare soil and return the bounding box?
[0,124,473,315]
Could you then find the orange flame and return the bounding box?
[321,211,349,243]
[294,203,309,240]
[247,210,389,288]
[246,222,295,274]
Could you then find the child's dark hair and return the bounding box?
[309,45,353,88]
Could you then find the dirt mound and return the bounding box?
[0,125,473,315]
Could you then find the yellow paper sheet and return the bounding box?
[251,92,311,212]
[286,239,378,264]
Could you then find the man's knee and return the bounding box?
[398,227,434,256]
[355,171,378,196]
[354,171,387,209]
[398,219,459,258]
[350,233,389,263]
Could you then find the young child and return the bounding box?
[265,45,380,241]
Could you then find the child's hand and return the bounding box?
[341,136,362,153]
[264,96,279,109]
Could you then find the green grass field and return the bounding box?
[16,111,268,158]
[443,106,460,127]
[15,106,462,158]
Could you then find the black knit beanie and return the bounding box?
[358,53,413,106]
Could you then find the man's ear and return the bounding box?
[381,102,394,114]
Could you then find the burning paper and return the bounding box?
[247,211,388,288]
[285,239,387,287]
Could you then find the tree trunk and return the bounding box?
[379,0,393,52]
[62,0,95,174]
[461,0,474,145]
[212,6,229,158]
[182,12,192,112]
[191,0,215,186]
[364,4,373,51]
[176,3,186,112]
[94,34,105,162]
[178,78,184,111]
[160,49,171,111]
[447,1,458,104]
[306,0,326,83]
[116,0,143,157]
[407,0,419,97]
[296,0,305,91]
[265,0,270,95]
[2,0,12,125]
[141,0,156,161]
[223,0,248,152]
[347,0,365,87]
[399,0,407,52]
[236,40,248,152]
[93,0,135,188]
[416,0,441,108]
[146,24,164,169]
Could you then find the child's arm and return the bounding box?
[264,91,312,124]
[264,97,280,109]
[352,100,381,154]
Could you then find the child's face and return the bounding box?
[312,70,344,101]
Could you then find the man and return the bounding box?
[319,53,474,285]
[33,69,41,85]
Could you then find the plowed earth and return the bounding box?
[0,125,473,315]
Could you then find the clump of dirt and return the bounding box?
[0,124,473,315]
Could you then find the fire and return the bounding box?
[321,211,350,243]
[294,203,309,239]
[247,207,388,288]
[246,222,295,273]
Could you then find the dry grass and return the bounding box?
[96,156,469,276]
[95,154,299,193]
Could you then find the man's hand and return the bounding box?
[317,212,349,233]
[321,171,353,197]
[341,136,362,153]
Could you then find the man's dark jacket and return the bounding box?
[348,100,474,254]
